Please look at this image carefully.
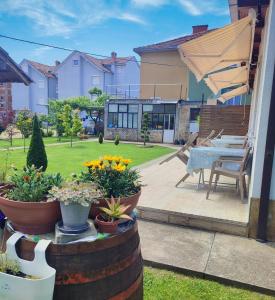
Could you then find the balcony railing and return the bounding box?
[104,83,186,100]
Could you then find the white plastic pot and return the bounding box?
[0,232,56,300]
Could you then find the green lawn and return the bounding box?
[0,141,174,178]
[144,268,274,300]
[0,136,81,148]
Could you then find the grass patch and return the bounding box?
[0,141,174,178]
[144,267,274,300]
[0,136,80,148]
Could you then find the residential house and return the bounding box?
[55,51,140,100]
[12,60,57,115]
[0,47,32,126]
[104,26,215,144]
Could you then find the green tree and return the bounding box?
[88,87,102,97]
[98,132,103,144]
[114,134,120,145]
[27,115,48,171]
[72,110,83,136]
[56,113,64,141]
[141,113,150,146]
[61,104,82,147]
[16,111,33,152]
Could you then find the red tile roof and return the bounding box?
[84,54,135,72]
[133,29,215,55]
[26,60,56,78]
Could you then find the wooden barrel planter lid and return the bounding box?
[2,222,143,300]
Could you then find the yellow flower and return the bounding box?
[103,155,113,164]
[84,161,93,167]
[112,164,126,172]
[121,158,132,166]
[112,156,122,165]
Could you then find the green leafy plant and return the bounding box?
[100,197,133,222]
[0,253,21,276]
[141,113,150,146]
[114,134,120,146]
[48,181,101,207]
[81,155,141,198]
[0,148,11,183]
[16,111,33,152]
[27,115,48,171]
[98,132,103,144]
[6,165,63,202]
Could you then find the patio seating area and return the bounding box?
[137,133,251,236]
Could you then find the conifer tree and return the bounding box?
[140,113,150,146]
[27,115,48,171]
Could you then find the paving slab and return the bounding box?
[205,233,275,291]
[138,220,275,294]
[138,220,214,274]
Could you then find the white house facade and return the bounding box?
[12,60,57,115]
[55,51,140,100]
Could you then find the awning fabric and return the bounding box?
[204,66,249,94]
[178,14,255,81]
[218,85,248,103]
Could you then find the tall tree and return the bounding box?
[16,111,33,152]
[27,115,48,171]
[140,113,150,146]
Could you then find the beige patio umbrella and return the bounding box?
[178,13,256,81]
[204,66,249,95]
[218,85,249,103]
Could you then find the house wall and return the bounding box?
[248,1,275,241]
[48,77,57,100]
[188,71,214,102]
[139,51,189,100]
[12,61,48,115]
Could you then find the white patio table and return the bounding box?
[211,138,244,148]
[221,135,246,140]
[187,146,245,175]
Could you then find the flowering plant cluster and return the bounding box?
[6,165,63,202]
[48,181,102,207]
[81,155,141,198]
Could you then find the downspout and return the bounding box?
[256,63,275,241]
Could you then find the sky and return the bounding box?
[0,0,231,66]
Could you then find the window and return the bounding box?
[142,104,176,130]
[108,104,138,129]
[190,108,200,121]
[38,80,44,89]
[73,60,79,66]
[91,75,101,87]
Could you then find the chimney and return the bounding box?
[192,25,208,34]
[55,60,61,66]
[111,51,117,62]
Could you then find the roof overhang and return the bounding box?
[0,48,32,85]
[178,13,256,82]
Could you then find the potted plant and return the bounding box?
[0,232,56,300]
[95,198,133,234]
[48,181,102,233]
[81,155,141,218]
[0,165,63,234]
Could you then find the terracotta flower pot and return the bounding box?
[0,196,61,234]
[90,190,141,219]
[95,215,119,234]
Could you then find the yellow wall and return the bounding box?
[139,51,189,100]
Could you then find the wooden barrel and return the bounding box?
[2,222,143,300]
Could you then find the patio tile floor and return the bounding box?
[137,154,250,224]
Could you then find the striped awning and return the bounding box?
[178,13,255,81]
[218,85,249,103]
[204,66,249,94]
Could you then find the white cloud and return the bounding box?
[32,46,52,59]
[0,0,147,37]
[178,0,228,16]
[118,13,147,25]
[132,0,167,7]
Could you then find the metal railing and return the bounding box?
[104,83,186,100]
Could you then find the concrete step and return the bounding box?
[137,206,248,237]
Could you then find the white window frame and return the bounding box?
[91,75,101,87]
[38,80,44,89]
